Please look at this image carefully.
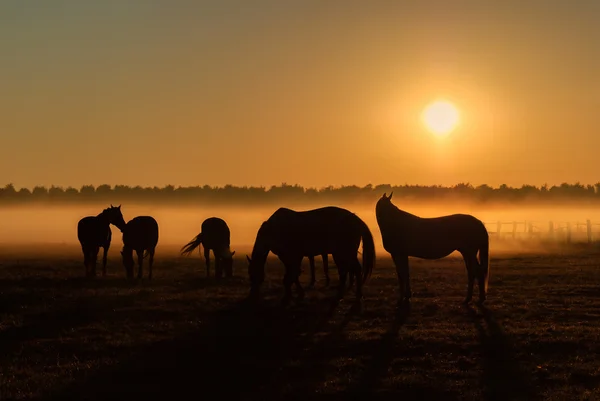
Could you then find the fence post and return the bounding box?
[512,221,517,239]
[566,222,572,243]
[528,222,534,239]
[549,221,554,240]
[587,219,592,243]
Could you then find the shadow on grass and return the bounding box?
[468,305,540,401]
[37,294,352,401]
[0,293,140,357]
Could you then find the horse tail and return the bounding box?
[357,217,376,283]
[479,234,490,293]
[180,232,203,256]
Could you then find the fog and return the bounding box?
[1,201,600,258]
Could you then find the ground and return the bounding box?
[1,244,600,400]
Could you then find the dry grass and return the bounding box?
[1,244,600,400]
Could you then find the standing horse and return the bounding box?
[180,217,236,278]
[375,192,490,304]
[121,216,159,279]
[246,206,375,305]
[77,205,127,277]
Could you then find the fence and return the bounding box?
[484,220,600,243]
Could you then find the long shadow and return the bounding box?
[37,294,349,401]
[0,293,139,358]
[345,300,456,399]
[468,305,540,401]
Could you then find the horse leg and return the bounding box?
[350,256,364,302]
[281,256,303,305]
[323,254,330,287]
[148,249,154,280]
[204,248,211,278]
[82,245,89,277]
[392,253,411,301]
[102,245,109,277]
[294,261,305,301]
[308,255,316,288]
[332,254,348,300]
[136,250,144,279]
[461,251,475,304]
[91,246,100,277]
[215,257,223,280]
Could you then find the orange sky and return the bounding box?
[1,1,599,189]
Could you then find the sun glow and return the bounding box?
[421,100,460,136]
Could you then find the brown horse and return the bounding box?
[77,205,127,277]
[121,216,159,279]
[375,192,490,304]
[180,217,235,278]
[246,206,375,305]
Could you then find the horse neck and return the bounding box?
[95,211,111,226]
[250,227,270,263]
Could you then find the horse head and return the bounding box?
[246,255,265,291]
[106,204,127,232]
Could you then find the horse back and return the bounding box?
[123,216,159,250]
[201,217,230,248]
[77,216,111,246]
[267,206,361,254]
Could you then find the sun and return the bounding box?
[421,100,460,136]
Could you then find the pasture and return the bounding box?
[1,244,600,400]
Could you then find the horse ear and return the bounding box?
[246,255,251,263]
[111,204,114,208]
[231,251,236,256]
[382,192,387,198]
[389,191,393,200]
[118,204,121,209]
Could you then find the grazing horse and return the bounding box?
[375,192,490,304]
[246,206,376,305]
[121,216,159,279]
[77,205,127,277]
[180,217,236,278]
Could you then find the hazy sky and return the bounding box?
[2,1,599,189]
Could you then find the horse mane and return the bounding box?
[376,196,419,220]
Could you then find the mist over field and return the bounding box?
[2,199,600,258]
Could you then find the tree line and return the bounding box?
[2,182,600,206]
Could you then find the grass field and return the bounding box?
[1,244,600,400]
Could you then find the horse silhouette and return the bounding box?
[180,217,235,278]
[76,205,127,277]
[246,206,375,305]
[375,192,490,304]
[121,216,159,279]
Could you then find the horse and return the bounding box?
[246,206,375,305]
[375,192,490,304]
[121,216,159,279]
[180,217,236,278]
[77,204,127,277]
